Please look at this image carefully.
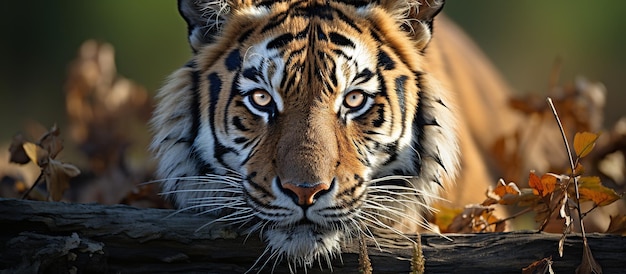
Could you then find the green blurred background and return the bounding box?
[1,1,625,142]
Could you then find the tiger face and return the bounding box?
[151,0,457,269]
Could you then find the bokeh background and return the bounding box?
[1,1,625,165]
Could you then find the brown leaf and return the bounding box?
[484,179,522,206]
[577,176,621,206]
[44,159,80,201]
[8,134,31,164]
[446,205,503,233]
[529,172,558,197]
[22,142,49,167]
[573,132,599,159]
[38,125,64,159]
[576,242,603,274]
[605,214,626,235]
[522,257,554,274]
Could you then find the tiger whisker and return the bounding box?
[164,200,246,219]
[357,210,416,244]
[196,210,258,232]
[366,195,437,213]
[246,243,274,274]
[362,200,432,230]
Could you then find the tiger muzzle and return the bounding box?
[275,110,339,207]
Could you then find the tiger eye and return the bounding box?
[344,90,365,109]
[251,90,272,107]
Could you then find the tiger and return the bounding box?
[150,0,524,270]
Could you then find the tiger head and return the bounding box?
[151,0,457,269]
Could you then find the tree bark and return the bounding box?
[1,198,624,273]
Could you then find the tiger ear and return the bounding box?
[178,0,249,52]
[379,0,445,49]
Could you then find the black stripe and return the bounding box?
[234,137,248,144]
[261,11,288,34]
[353,68,374,85]
[238,28,255,43]
[224,49,242,71]
[267,33,294,50]
[242,67,261,81]
[377,50,395,70]
[336,8,362,33]
[207,73,238,168]
[394,75,407,123]
[189,69,200,144]
[331,49,350,60]
[381,141,399,165]
[188,67,214,175]
[328,32,355,48]
[337,0,370,8]
[232,116,249,132]
[245,180,275,200]
[316,25,328,41]
[371,104,385,128]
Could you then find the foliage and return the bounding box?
[9,125,79,201]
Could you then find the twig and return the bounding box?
[21,172,43,200]
[486,207,533,231]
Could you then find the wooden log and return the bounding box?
[1,198,624,273]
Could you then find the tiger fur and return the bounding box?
[151,0,520,270]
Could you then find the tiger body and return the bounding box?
[151,0,516,269]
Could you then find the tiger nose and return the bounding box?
[281,182,331,206]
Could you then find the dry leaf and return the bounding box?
[576,242,603,274]
[529,172,558,197]
[522,257,554,274]
[573,132,599,159]
[485,179,522,206]
[605,214,626,235]
[558,194,571,257]
[446,204,503,233]
[44,159,81,201]
[38,125,64,159]
[8,134,31,164]
[577,176,621,206]
[22,142,49,167]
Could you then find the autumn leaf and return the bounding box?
[576,242,603,274]
[577,176,621,206]
[522,257,554,274]
[605,214,626,235]
[22,142,50,167]
[44,159,81,201]
[38,125,64,159]
[529,172,558,197]
[446,204,503,233]
[8,134,31,164]
[573,132,599,159]
[483,179,522,206]
[14,125,80,201]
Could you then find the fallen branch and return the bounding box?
[0,198,624,273]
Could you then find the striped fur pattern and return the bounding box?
[151,0,456,270]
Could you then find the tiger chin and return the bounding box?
[151,0,458,271]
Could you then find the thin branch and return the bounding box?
[487,207,533,231]
[21,172,43,200]
[546,97,589,256]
